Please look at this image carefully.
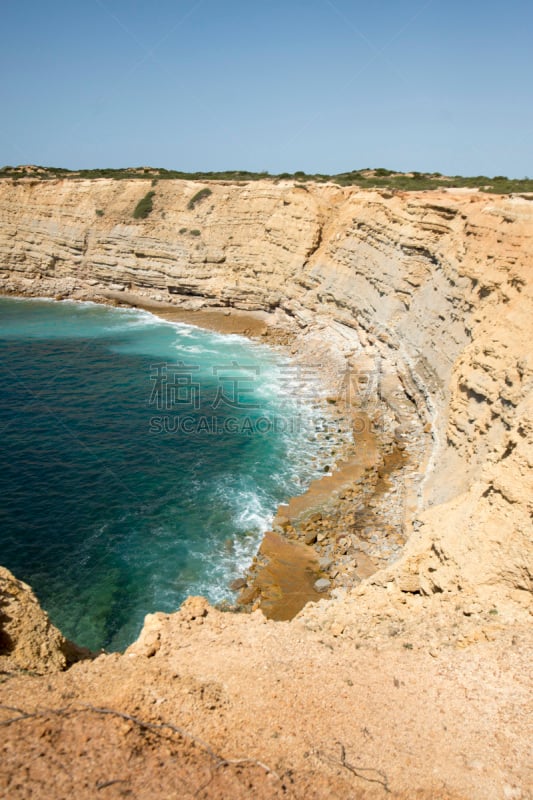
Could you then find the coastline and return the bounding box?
[1,284,417,621]
[99,290,425,616]
[1,181,531,799]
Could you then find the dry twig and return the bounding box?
[0,703,282,789]
[317,741,390,793]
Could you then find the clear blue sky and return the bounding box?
[2,0,532,176]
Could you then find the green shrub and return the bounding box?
[133,190,156,219]
[187,187,212,210]
[5,164,533,195]
[190,229,201,236]
[179,227,188,234]
[95,209,104,217]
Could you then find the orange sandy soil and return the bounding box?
[1,597,531,800]
[238,425,381,619]
[102,289,274,337]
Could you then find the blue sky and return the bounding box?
[1,0,532,176]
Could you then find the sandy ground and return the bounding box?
[1,598,532,800]
[101,289,277,337]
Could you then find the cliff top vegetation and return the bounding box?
[1,164,532,194]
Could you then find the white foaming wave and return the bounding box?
[185,532,263,606]
[252,358,330,410]
[101,318,163,334]
[231,353,348,492]
[149,515,266,608]
[41,301,166,333]
[172,356,350,606]
[277,390,350,486]
[92,305,203,337]
[212,477,274,534]
[199,329,251,346]
[174,344,221,356]
[164,475,278,605]
[13,296,102,309]
[234,493,274,532]
[114,308,184,328]
[158,319,251,344]
[167,323,201,337]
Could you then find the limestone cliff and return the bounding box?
[0,178,531,607]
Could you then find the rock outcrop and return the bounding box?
[0,566,89,674]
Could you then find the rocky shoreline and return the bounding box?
[0,280,431,621]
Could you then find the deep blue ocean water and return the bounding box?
[0,297,334,651]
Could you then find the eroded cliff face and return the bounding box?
[0,178,531,609]
[0,566,89,674]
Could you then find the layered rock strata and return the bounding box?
[1,177,531,609]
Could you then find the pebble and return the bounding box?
[330,622,345,637]
[314,578,331,593]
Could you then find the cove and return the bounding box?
[0,297,333,651]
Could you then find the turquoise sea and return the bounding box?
[0,297,335,651]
